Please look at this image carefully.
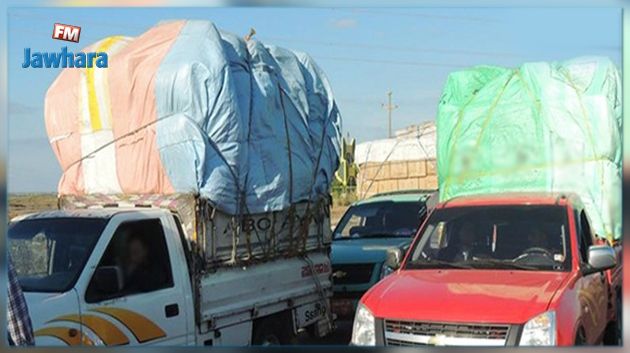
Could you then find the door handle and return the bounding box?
[165,303,179,318]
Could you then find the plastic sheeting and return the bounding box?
[45,20,341,215]
[437,57,621,240]
[355,122,436,164]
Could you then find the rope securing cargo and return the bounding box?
[436,56,621,241]
[48,20,341,267]
[45,20,342,217]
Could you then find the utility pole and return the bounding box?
[382,91,398,138]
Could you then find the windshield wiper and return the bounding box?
[332,233,384,240]
[353,233,381,238]
[338,232,409,239]
[470,258,542,271]
[406,259,476,270]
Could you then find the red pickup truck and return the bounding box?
[351,193,622,346]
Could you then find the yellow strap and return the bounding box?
[442,155,608,184]
[86,36,122,132]
[444,155,617,241]
[442,70,515,198]
[473,70,516,149]
[558,70,598,159]
[441,89,480,198]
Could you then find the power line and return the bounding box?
[313,55,467,68]
[336,96,439,105]
[10,14,514,58]
[259,35,520,58]
[9,13,149,31]
[333,8,501,23]
[11,27,468,69]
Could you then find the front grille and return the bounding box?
[385,320,509,346]
[332,263,374,285]
[386,338,427,346]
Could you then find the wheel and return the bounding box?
[252,313,296,345]
[603,293,622,345]
[253,328,282,346]
[575,328,586,346]
[603,321,620,345]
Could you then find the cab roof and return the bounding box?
[438,192,582,208]
[10,207,164,222]
[356,189,436,205]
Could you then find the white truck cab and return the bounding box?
[9,201,333,346]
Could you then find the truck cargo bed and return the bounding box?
[197,250,332,330]
[59,194,332,268]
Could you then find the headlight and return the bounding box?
[519,311,556,346]
[351,303,376,345]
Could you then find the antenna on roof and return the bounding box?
[244,27,256,41]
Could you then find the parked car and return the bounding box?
[351,193,622,346]
[330,190,436,322]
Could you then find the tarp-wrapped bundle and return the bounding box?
[45,20,341,216]
[355,122,437,198]
[437,56,621,240]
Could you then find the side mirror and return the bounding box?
[93,266,124,294]
[385,248,403,270]
[582,245,616,276]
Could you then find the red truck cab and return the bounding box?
[351,193,621,346]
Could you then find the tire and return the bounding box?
[603,321,620,345]
[252,313,296,345]
[603,293,622,345]
[575,328,587,346]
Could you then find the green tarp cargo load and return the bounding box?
[436,56,621,241]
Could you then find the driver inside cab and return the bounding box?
[440,222,484,261]
[525,227,561,260]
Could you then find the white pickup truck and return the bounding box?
[8,194,333,346]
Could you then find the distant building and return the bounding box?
[355,121,437,198]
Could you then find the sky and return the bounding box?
[7,7,622,192]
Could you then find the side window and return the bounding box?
[86,219,174,303]
[578,211,594,263]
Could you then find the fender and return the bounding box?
[547,272,581,346]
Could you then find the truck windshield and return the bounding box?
[334,201,426,239]
[8,218,108,292]
[406,205,571,272]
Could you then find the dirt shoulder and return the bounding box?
[8,193,58,220]
[9,193,349,226]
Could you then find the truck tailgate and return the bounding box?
[197,251,332,329]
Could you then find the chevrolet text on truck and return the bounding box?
[351,193,621,346]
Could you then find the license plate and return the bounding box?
[294,300,327,329]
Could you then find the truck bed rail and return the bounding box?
[59,194,332,270]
